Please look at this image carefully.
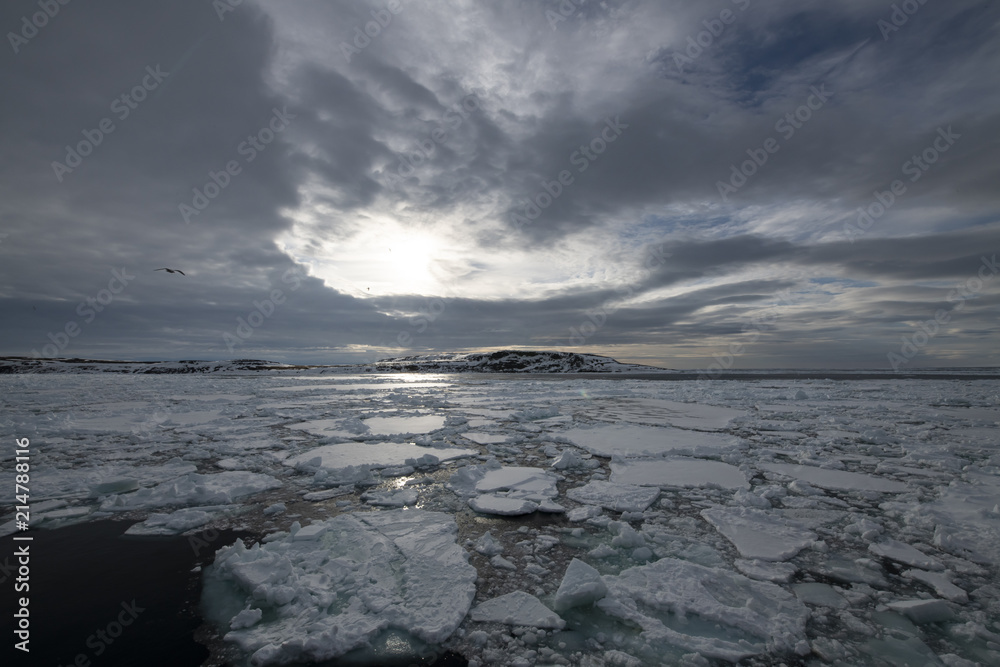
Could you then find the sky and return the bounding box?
[1,0,998,370]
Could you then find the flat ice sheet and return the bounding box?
[286,442,476,470]
[475,466,559,499]
[701,507,818,561]
[559,424,737,458]
[364,415,447,435]
[583,398,745,430]
[566,481,660,513]
[760,463,907,493]
[462,432,508,445]
[469,591,564,629]
[611,458,748,490]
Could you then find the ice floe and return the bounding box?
[610,457,748,490]
[100,471,281,510]
[203,509,476,665]
[559,424,738,458]
[566,481,661,513]
[597,558,809,661]
[760,462,908,493]
[469,591,565,629]
[5,368,999,667]
[701,507,818,561]
[553,558,608,611]
[286,441,476,471]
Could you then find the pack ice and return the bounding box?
[4,366,1000,666]
[203,509,476,665]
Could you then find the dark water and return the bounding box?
[1,520,243,667]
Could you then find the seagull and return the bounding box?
[155,268,185,275]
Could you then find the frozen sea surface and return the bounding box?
[2,372,1000,666]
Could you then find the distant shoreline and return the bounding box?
[478,371,1000,381]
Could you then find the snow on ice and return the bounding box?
[2,365,999,666]
[204,509,477,665]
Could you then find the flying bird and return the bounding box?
[155,268,185,275]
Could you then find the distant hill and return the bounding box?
[367,350,668,373]
[0,350,667,375]
[0,357,297,374]
[0,351,667,374]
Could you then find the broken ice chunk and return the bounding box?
[475,531,504,556]
[598,557,808,661]
[903,569,968,603]
[291,523,328,541]
[610,457,748,490]
[553,558,608,612]
[361,488,419,507]
[551,449,597,470]
[537,499,566,513]
[734,559,797,583]
[302,486,354,501]
[490,555,517,571]
[567,505,602,522]
[701,507,818,561]
[562,424,737,458]
[204,509,476,665]
[886,599,954,624]
[469,496,539,516]
[760,463,907,493]
[793,583,848,609]
[229,608,263,630]
[869,538,945,571]
[124,507,216,536]
[567,481,660,513]
[474,466,559,500]
[262,502,286,516]
[100,471,281,510]
[469,591,565,629]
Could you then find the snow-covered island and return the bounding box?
[0,349,668,375]
[2,362,998,666]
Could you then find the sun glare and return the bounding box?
[279,213,456,297]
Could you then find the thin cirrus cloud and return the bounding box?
[0,0,997,369]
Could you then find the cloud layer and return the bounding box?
[1,0,998,369]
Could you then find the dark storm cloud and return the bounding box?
[1,0,998,368]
